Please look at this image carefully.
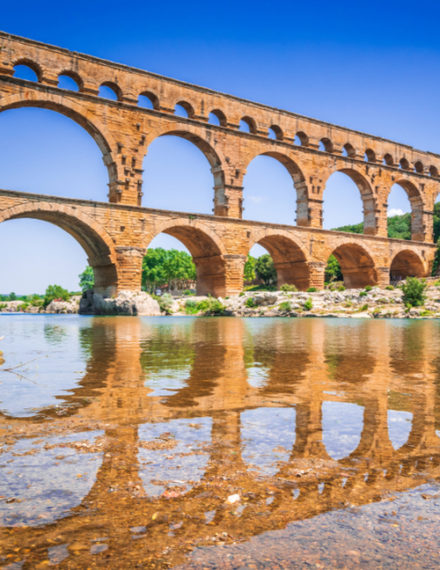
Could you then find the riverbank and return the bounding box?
[2,281,440,318]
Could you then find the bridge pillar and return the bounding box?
[223,254,247,296]
[115,246,144,292]
[214,184,243,218]
[297,196,323,228]
[376,266,390,288]
[308,261,326,289]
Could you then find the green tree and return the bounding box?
[142,248,196,292]
[244,255,256,284]
[79,266,94,292]
[43,284,70,307]
[325,254,343,283]
[255,254,277,287]
[8,292,17,301]
[401,277,427,307]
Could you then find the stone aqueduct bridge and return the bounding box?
[0,32,439,294]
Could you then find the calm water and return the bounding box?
[1,316,440,568]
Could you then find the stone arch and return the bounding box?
[99,81,122,101]
[388,179,425,241]
[244,151,309,226]
[138,90,160,110]
[325,168,377,235]
[58,70,84,92]
[146,220,227,296]
[0,93,118,196]
[0,202,118,295]
[143,128,227,214]
[174,100,195,118]
[329,242,377,288]
[208,109,227,126]
[13,58,43,81]
[390,250,425,281]
[248,231,310,290]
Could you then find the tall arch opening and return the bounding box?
[0,211,117,296]
[247,235,310,290]
[387,183,412,240]
[145,225,225,296]
[243,153,307,226]
[390,251,424,282]
[323,170,375,234]
[142,133,222,215]
[329,243,377,288]
[0,107,109,200]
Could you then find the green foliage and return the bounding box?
[365,285,372,291]
[359,291,367,297]
[43,284,70,308]
[183,289,194,296]
[142,248,196,293]
[338,285,346,291]
[387,213,411,240]
[0,303,7,310]
[8,292,17,301]
[385,285,395,290]
[307,287,317,292]
[335,222,364,234]
[239,291,245,297]
[334,213,412,240]
[303,298,313,311]
[280,283,297,292]
[325,255,343,283]
[79,266,94,292]
[196,297,226,316]
[244,255,257,284]
[360,304,369,312]
[401,277,427,307]
[278,301,292,312]
[154,292,174,315]
[255,254,277,287]
[184,299,199,315]
[245,297,256,308]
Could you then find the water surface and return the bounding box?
[1,315,440,568]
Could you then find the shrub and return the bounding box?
[280,284,297,293]
[359,291,367,297]
[183,289,194,296]
[239,291,245,297]
[184,299,199,315]
[196,297,226,316]
[303,298,313,311]
[364,285,372,291]
[155,293,174,314]
[307,287,317,292]
[278,301,292,312]
[43,285,70,308]
[18,303,29,312]
[401,277,427,307]
[245,297,256,308]
[337,285,345,291]
[360,304,369,311]
[385,285,395,290]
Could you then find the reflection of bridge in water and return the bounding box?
[1,317,440,567]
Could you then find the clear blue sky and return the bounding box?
[1,0,440,294]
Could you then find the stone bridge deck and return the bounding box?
[0,188,435,295]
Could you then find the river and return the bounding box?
[1,315,440,568]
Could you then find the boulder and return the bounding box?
[79,290,161,316]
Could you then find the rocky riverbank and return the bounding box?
[2,282,440,318]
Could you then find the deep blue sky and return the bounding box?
[1,0,440,293]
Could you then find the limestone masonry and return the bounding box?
[0,32,437,295]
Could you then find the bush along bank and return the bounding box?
[3,278,440,318]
